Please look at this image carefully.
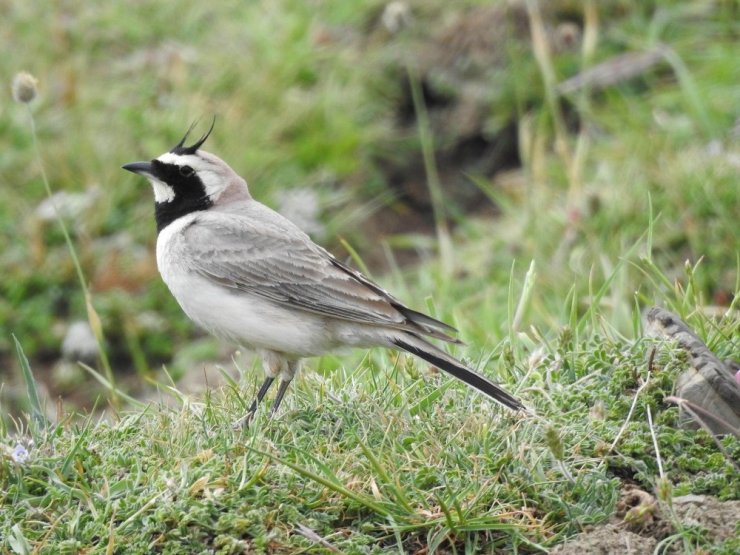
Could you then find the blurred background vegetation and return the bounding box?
[1,0,738,409]
[2,1,739,552]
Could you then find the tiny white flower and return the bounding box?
[11,443,30,464]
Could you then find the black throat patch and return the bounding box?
[151,160,213,233]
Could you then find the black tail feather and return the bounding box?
[393,336,524,412]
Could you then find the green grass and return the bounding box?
[2,298,738,552]
[2,0,739,552]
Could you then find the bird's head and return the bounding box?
[123,119,250,213]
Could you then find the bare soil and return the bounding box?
[552,490,740,554]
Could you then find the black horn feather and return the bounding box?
[170,120,198,152]
[170,116,216,155]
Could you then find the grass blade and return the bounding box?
[13,334,49,430]
[355,433,414,512]
[79,362,146,408]
[245,445,392,518]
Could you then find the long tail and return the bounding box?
[392,334,524,412]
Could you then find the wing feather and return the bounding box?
[180,212,459,342]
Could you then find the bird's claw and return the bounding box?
[232,410,256,430]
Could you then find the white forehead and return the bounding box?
[156,152,212,172]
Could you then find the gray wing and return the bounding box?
[180,212,459,342]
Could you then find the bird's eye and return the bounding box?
[179,165,194,177]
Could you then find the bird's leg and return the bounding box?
[248,377,275,414]
[268,379,292,417]
[268,359,301,419]
[232,376,276,429]
[233,351,283,428]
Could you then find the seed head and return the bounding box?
[545,426,564,461]
[12,71,39,104]
[656,476,673,503]
[382,1,412,34]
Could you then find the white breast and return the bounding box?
[156,215,334,357]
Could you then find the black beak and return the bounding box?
[122,161,153,175]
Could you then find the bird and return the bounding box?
[122,120,524,425]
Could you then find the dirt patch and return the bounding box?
[552,490,740,554]
[671,494,740,544]
[551,523,658,555]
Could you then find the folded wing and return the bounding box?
[181,213,459,343]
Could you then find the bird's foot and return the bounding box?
[232,410,256,430]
